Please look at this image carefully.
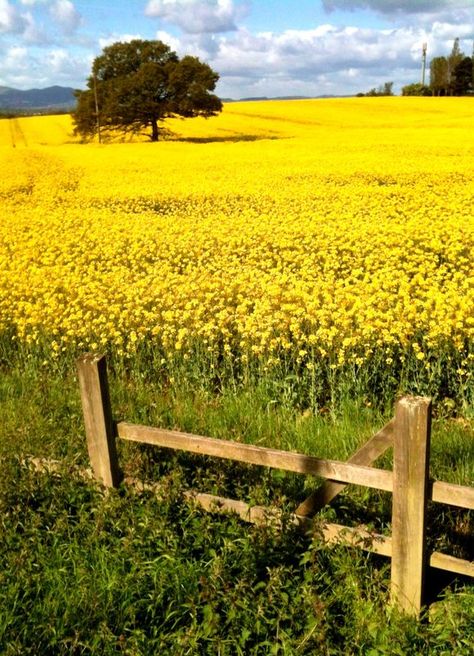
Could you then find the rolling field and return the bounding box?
[1,98,473,407]
[0,99,473,654]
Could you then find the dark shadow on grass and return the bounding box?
[169,134,282,144]
[424,569,460,606]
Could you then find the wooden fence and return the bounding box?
[77,353,474,618]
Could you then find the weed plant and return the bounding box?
[0,458,473,655]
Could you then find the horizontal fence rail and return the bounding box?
[77,353,474,618]
[116,422,474,511]
[116,422,394,492]
[430,480,474,509]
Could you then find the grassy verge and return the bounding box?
[0,357,473,654]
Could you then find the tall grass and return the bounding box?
[0,348,472,654]
[1,453,473,655]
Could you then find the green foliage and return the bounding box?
[429,38,473,96]
[430,56,450,96]
[401,83,431,96]
[452,57,473,96]
[73,40,222,142]
[357,82,394,97]
[447,37,464,92]
[0,355,472,654]
[0,454,473,655]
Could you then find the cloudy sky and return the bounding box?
[1,0,473,97]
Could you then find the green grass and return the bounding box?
[0,356,473,654]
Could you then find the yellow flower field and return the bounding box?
[0,98,473,380]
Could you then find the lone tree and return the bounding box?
[73,39,222,142]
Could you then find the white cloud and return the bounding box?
[162,19,473,98]
[22,10,51,44]
[0,45,32,86]
[0,0,82,42]
[323,0,474,38]
[209,26,420,75]
[3,45,29,68]
[323,0,472,14]
[431,20,474,39]
[49,0,81,35]
[0,42,91,88]
[145,0,240,33]
[155,29,182,52]
[45,46,90,83]
[0,0,29,33]
[98,33,143,50]
[1,0,472,96]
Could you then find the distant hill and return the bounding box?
[0,86,350,114]
[0,85,77,111]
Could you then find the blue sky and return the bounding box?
[1,1,473,96]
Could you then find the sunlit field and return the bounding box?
[1,98,474,655]
[1,98,473,406]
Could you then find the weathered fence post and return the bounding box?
[391,395,432,617]
[77,353,121,487]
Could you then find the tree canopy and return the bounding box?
[451,56,473,96]
[430,56,449,95]
[73,40,222,142]
[429,38,473,96]
[401,83,431,96]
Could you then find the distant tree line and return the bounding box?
[356,81,394,97]
[0,107,72,119]
[402,38,473,96]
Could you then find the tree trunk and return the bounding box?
[151,118,159,142]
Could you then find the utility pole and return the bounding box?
[421,43,427,86]
[93,72,102,144]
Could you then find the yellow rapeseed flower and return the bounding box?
[0,98,472,371]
